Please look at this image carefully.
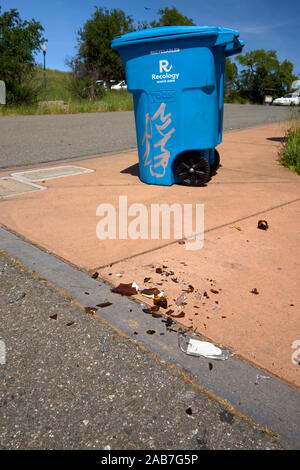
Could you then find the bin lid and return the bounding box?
[112,25,240,48]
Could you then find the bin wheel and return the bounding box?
[210,149,220,175]
[176,153,210,186]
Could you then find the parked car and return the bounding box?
[111,80,127,91]
[272,93,300,106]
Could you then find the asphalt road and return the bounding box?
[0,104,290,170]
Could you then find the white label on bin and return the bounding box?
[150,48,180,55]
[152,59,180,84]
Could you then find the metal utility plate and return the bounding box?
[11,165,94,182]
[0,177,45,199]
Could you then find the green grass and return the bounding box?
[35,68,72,102]
[0,68,134,116]
[278,110,300,175]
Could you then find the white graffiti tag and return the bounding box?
[142,102,175,178]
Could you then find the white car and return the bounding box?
[272,93,300,106]
[111,80,127,91]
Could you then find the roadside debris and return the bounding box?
[185,407,193,415]
[142,306,160,315]
[8,291,26,303]
[146,330,156,335]
[210,289,219,294]
[152,312,163,318]
[49,314,57,320]
[66,321,75,326]
[141,287,161,299]
[161,317,174,328]
[96,302,112,308]
[178,332,234,360]
[111,282,138,296]
[250,288,259,295]
[154,296,168,309]
[175,293,187,307]
[257,220,269,231]
[229,225,242,231]
[255,374,271,384]
[91,272,99,279]
[183,285,194,293]
[170,311,185,318]
[85,306,98,315]
[166,309,174,316]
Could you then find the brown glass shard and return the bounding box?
[141,288,161,297]
[257,220,269,230]
[111,283,137,296]
[154,296,168,309]
[155,268,163,274]
[142,308,153,314]
[85,306,98,315]
[152,312,162,318]
[171,311,185,318]
[210,289,219,294]
[96,302,112,308]
[183,285,194,293]
[66,321,75,326]
[166,309,175,316]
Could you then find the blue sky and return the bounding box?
[1,0,300,78]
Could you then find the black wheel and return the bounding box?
[176,152,210,186]
[210,149,220,175]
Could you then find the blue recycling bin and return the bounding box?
[111,26,244,186]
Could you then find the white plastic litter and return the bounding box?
[178,333,234,360]
[131,282,139,292]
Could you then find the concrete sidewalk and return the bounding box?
[0,122,299,390]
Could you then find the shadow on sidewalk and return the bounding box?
[121,162,139,177]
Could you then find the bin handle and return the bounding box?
[225,38,244,57]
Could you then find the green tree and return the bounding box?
[236,49,297,103]
[70,6,135,94]
[0,6,45,104]
[225,58,238,94]
[150,7,195,27]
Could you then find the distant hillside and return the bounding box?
[35,68,72,102]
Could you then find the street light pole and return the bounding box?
[41,44,47,88]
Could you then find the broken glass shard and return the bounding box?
[111,283,138,296]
